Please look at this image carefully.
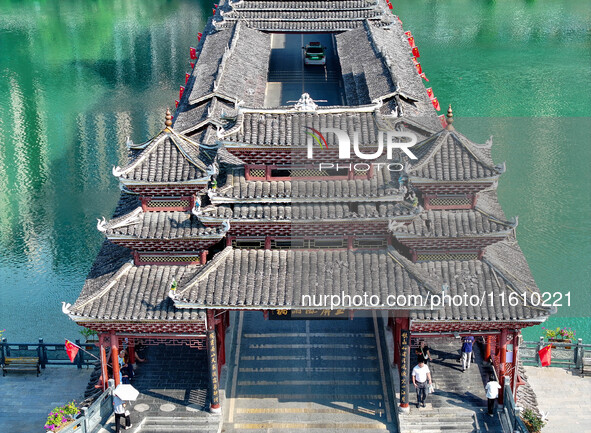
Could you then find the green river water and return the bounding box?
[0,0,589,343]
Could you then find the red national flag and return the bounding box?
[412,46,420,58]
[185,73,190,84]
[175,100,179,108]
[538,345,552,367]
[426,87,434,99]
[190,62,195,69]
[414,62,422,74]
[212,8,216,14]
[179,86,185,99]
[438,114,447,128]
[189,47,197,60]
[420,72,429,81]
[388,3,393,9]
[407,36,416,48]
[431,97,441,111]
[214,3,218,7]
[65,340,79,363]
[405,31,412,38]
[198,32,203,41]
[412,57,419,65]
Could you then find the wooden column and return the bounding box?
[498,328,508,404]
[399,328,411,412]
[111,333,120,387]
[128,339,136,364]
[484,335,492,362]
[207,310,221,413]
[216,317,226,371]
[99,334,109,391]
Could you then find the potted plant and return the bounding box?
[44,401,79,431]
[79,327,98,349]
[521,408,545,433]
[543,327,576,349]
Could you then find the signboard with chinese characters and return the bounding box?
[269,309,349,320]
[400,329,410,407]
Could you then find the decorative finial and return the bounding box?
[165,108,173,128]
[446,104,454,130]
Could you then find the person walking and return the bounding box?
[412,360,432,408]
[416,340,432,364]
[113,394,132,432]
[485,374,501,416]
[460,335,475,371]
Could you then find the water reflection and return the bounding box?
[0,0,211,341]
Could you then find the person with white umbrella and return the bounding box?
[113,384,139,432]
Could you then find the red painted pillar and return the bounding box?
[484,335,492,362]
[111,333,120,387]
[128,342,136,365]
[498,328,508,404]
[216,318,226,370]
[393,317,402,367]
[99,335,109,391]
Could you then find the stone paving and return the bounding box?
[94,344,219,433]
[221,311,398,433]
[523,366,591,433]
[0,365,93,433]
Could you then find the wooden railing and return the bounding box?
[0,338,99,369]
[520,337,591,369]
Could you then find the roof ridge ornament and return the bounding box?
[293,93,318,112]
[165,108,173,129]
[446,104,454,131]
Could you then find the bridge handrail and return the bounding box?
[0,338,99,369]
[58,379,115,433]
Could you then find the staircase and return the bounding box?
[137,415,220,433]
[398,338,504,433]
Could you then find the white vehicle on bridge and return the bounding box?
[303,42,326,66]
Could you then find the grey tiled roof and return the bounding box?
[184,22,270,107]
[217,0,389,32]
[104,209,226,240]
[213,167,401,202]
[70,241,204,321]
[221,111,380,147]
[411,239,550,321]
[115,130,210,183]
[173,246,438,309]
[335,22,435,118]
[407,129,503,182]
[393,208,516,238]
[200,201,418,222]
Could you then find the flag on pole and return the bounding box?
[190,62,195,69]
[185,73,190,84]
[407,36,416,48]
[65,340,80,363]
[420,72,429,81]
[405,31,412,38]
[538,345,552,367]
[426,87,434,99]
[438,114,447,128]
[212,8,216,15]
[414,63,422,74]
[431,97,441,111]
[175,100,179,108]
[198,32,203,41]
[412,46,420,58]
[179,86,185,99]
[189,47,197,60]
[388,2,393,9]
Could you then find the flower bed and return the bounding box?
[44,401,79,432]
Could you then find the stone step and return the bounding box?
[224,421,390,432]
[139,416,219,433]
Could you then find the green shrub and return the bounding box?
[521,408,545,433]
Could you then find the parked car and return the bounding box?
[303,42,326,66]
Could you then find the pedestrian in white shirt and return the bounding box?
[485,375,501,416]
[412,360,432,408]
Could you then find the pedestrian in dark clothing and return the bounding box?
[113,395,132,432]
[416,340,432,364]
[460,335,475,371]
[485,374,501,416]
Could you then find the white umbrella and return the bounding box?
[114,384,140,401]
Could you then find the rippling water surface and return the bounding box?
[0,0,589,342]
